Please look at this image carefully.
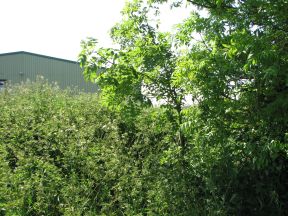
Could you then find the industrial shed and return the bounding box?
[0,51,97,92]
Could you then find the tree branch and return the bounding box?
[186,0,236,10]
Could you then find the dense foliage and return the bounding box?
[78,0,288,215]
[0,82,202,215]
[1,0,288,215]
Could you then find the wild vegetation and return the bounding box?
[1,0,288,215]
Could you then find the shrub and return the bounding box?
[0,81,119,215]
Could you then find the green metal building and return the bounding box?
[0,51,97,92]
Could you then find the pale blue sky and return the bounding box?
[0,0,192,61]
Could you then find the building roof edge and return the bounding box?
[0,51,79,64]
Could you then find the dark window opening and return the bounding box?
[0,79,7,90]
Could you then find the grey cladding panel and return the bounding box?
[0,52,98,92]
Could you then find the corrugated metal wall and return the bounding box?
[0,52,98,92]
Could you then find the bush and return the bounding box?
[1,81,287,215]
[0,81,181,215]
[0,81,119,215]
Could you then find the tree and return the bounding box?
[173,0,288,213]
[79,2,195,213]
[79,0,186,145]
[79,0,288,214]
